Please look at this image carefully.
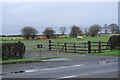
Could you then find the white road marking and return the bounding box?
[70,64,84,67]
[59,75,77,79]
[16,64,84,73]
[43,69,52,71]
[25,70,37,73]
[59,66,69,69]
[42,64,84,71]
[43,68,57,71]
[98,62,106,64]
[59,64,84,69]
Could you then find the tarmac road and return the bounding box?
[2,53,119,79]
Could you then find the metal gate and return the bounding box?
[22,40,59,59]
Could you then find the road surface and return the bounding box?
[1,53,119,79]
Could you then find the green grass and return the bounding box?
[1,36,110,43]
[51,37,111,52]
[1,56,64,63]
[1,35,119,64]
[1,36,111,52]
[87,50,120,56]
[52,36,110,42]
[0,37,23,39]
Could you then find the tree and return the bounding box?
[31,28,38,39]
[109,24,119,34]
[84,28,89,36]
[70,25,83,38]
[21,26,38,40]
[43,27,55,39]
[59,27,67,35]
[102,24,109,34]
[88,24,101,37]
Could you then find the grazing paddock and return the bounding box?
[1,35,119,61]
[1,36,110,44]
[0,37,24,41]
[51,36,110,42]
[77,36,83,40]
[1,36,111,53]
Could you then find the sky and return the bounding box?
[1,0,119,2]
[2,2,118,35]
[118,2,120,28]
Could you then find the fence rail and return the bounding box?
[49,40,111,53]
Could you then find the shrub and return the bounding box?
[108,35,120,50]
[2,42,25,60]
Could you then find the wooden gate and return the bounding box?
[49,40,88,53]
[49,40,111,53]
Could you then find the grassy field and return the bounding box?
[1,36,111,52]
[1,36,119,63]
[0,37,23,40]
[2,36,119,55]
[1,36,110,43]
[52,36,110,42]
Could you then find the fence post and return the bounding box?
[57,42,59,51]
[84,43,87,53]
[88,41,91,53]
[74,44,76,53]
[65,43,67,52]
[49,40,51,50]
[98,41,101,53]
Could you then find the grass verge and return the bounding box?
[0,56,65,65]
[87,50,120,56]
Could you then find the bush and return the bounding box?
[2,42,25,60]
[108,35,120,50]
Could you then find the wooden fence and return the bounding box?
[49,40,111,53]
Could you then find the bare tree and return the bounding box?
[84,28,89,36]
[109,24,119,34]
[31,28,38,39]
[21,26,38,40]
[88,24,101,37]
[102,24,109,34]
[43,27,55,39]
[70,25,83,38]
[59,27,67,35]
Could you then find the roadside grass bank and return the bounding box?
[87,50,120,56]
[0,56,65,65]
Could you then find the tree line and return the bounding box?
[21,23,120,39]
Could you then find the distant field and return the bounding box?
[1,36,110,52]
[1,36,110,43]
[0,37,23,39]
[52,36,110,42]
[1,36,119,56]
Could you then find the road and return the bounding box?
[1,53,119,79]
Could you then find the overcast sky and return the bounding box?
[2,2,118,35]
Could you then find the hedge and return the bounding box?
[2,41,25,60]
[108,35,120,50]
